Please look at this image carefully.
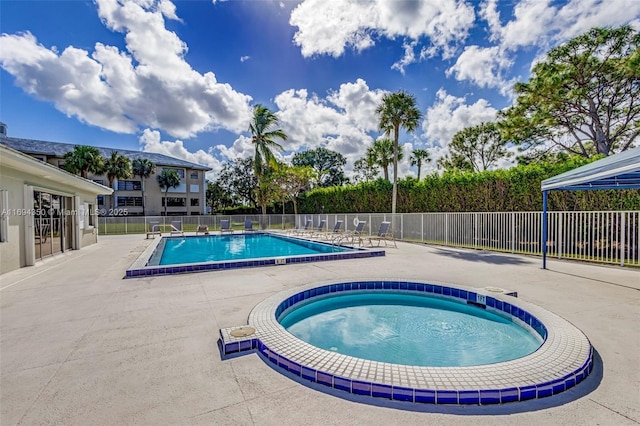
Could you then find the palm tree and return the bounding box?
[368,138,404,181]
[64,145,105,179]
[157,169,181,216]
[249,104,287,214]
[132,158,156,216]
[105,151,133,213]
[376,91,422,216]
[410,149,431,180]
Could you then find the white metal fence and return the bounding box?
[99,210,639,267]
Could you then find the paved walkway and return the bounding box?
[1,234,638,425]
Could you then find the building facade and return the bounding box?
[0,124,211,217]
[0,144,113,274]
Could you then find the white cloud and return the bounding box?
[391,40,417,75]
[422,89,498,171]
[446,45,514,94]
[139,128,226,179]
[452,0,640,91]
[274,79,387,175]
[289,0,475,63]
[240,55,250,62]
[0,0,252,138]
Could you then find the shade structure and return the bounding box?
[540,146,640,268]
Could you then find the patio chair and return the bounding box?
[291,218,313,235]
[35,223,50,243]
[146,221,161,239]
[220,219,233,234]
[196,224,209,235]
[302,219,326,237]
[317,220,343,240]
[334,220,366,246]
[368,221,396,248]
[244,219,256,232]
[170,221,184,236]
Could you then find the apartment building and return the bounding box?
[0,123,211,216]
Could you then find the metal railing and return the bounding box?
[98,210,639,267]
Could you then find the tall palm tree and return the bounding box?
[410,149,431,180]
[249,104,287,178]
[376,91,422,216]
[132,158,156,216]
[368,138,404,181]
[105,151,133,212]
[249,104,287,214]
[64,145,105,179]
[157,169,181,216]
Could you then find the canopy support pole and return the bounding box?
[542,190,548,269]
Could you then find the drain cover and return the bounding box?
[230,326,256,337]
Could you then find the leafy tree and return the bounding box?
[156,169,181,216]
[438,122,511,172]
[104,151,132,213]
[132,158,156,216]
[410,149,431,180]
[498,25,640,158]
[376,91,422,215]
[292,147,349,187]
[206,180,234,213]
[255,167,282,216]
[217,157,258,210]
[249,104,287,177]
[274,164,316,214]
[367,138,404,181]
[353,155,379,184]
[64,145,105,179]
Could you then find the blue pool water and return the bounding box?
[157,233,352,265]
[279,292,542,367]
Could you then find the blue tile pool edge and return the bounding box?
[220,281,594,405]
[125,234,385,278]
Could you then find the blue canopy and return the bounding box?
[540,146,640,268]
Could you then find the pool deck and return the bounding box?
[1,234,638,425]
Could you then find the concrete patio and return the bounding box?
[1,234,638,425]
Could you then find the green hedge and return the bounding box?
[298,158,640,213]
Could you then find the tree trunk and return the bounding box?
[392,124,399,217]
[293,199,298,215]
[417,163,421,181]
[164,189,168,216]
[383,165,389,181]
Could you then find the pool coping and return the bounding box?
[125,232,385,278]
[219,280,593,405]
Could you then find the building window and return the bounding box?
[162,197,186,207]
[97,195,104,206]
[58,162,65,169]
[93,179,105,185]
[163,168,185,179]
[116,196,143,207]
[116,180,142,191]
[190,171,199,179]
[190,198,200,207]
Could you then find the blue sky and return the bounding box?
[1,0,639,179]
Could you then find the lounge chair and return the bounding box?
[335,220,366,246]
[317,220,343,240]
[170,221,184,236]
[291,218,313,235]
[220,219,233,234]
[302,219,326,237]
[196,224,209,235]
[146,221,161,239]
[368,221,396,248]
[244,219,256,232]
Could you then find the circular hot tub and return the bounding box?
[247,280,593,405]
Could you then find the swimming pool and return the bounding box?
[279,291,542,367]
[220,280,593,405]
[126,233,384,277]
